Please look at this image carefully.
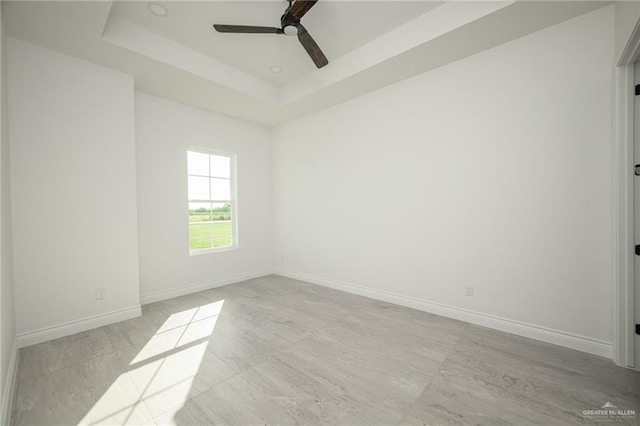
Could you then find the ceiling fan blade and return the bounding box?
[287,0,318,21]
[297,24,328,69]
[214,24,283,34]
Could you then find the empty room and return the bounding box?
[0,0,639,425]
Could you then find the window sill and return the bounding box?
[189,246,237,256]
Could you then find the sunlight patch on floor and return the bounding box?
[80,300,225,425]
[79,374,155,425]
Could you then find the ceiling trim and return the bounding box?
[279,0,512,104]
[102,16,280,104]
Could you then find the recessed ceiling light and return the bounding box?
[270,66,282,73]
[148,3,168,17]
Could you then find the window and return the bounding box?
[187,149,236,253]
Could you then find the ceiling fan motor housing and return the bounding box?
[283,25,299,36]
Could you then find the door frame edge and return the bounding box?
[613,63,634,368]
[613,15,640,368]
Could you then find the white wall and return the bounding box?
[0,3,620,361]
[614,0,640,62]
[0,3,16,422]
[273,7,614,353]
[7,38,140,338]
[135,93,273,301]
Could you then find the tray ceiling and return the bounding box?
[4,1,609,126]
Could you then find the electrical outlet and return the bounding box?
[95,288,105,300]
[465,286,474,296]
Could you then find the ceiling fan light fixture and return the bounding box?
[283,25,298,36]
[148,3,168,17]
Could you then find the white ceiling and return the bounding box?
[4,1,610,126]
[109,1,443,87]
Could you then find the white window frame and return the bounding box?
[187,147,238,255]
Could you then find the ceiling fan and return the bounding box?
[213,0,328,69]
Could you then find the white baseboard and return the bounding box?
[1,338,18,426]
[140,268,274,305]
[15,269,274,348]
[16,305,141,348]
[275,268,613,359]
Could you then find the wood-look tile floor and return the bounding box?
[12,275,640,425]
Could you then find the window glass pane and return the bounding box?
[190,222,214,250]
[210,155,230,178]
[212,203,232,248]
[187,151,209,176]
[188,202,211,223]
[189,202,214,250]
[188,149,235,253]
[188,176,210,200]
[210,202,231,222]
[211,178,230,200]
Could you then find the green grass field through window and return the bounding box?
[189,221,232,250]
